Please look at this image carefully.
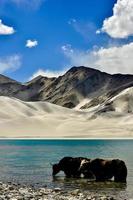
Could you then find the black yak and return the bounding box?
[52,156,91,178]
[79,158,127,183]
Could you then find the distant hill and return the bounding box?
[1,66,133,108]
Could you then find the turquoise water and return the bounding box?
[0,139,133,199]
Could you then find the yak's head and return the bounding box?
[52,164,60,176]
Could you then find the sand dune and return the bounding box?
[1,86,133,138]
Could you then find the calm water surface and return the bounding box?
[0,139,132,199]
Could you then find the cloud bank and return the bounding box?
[61,42,133,74]
[0,55,21,73]
[0,20,15,35]
[100,0,133,38]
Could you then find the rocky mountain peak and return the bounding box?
[66,66,99,75]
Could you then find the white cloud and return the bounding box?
[29,68,66,80]
[0,19,15,35]
[94,43,133,74]
[61,42,133,74]
[96,30,100,34]
[61,44,98,68]
[26,39,38,48]
[0,55,21,73]
[99,0,133,38]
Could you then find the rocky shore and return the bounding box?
[0,182,118,200]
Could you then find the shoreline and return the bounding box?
[0,181,116,200]
[0,137,133,140]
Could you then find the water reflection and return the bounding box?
[52,176,127,190]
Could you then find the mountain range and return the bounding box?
[1,66,133,109]
[1,66,133,138]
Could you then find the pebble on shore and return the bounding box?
[0,182,117,200]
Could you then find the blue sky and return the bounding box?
[0,0,133,82]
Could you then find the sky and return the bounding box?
[0,0,133,82]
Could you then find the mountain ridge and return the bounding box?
[1,66,133,108]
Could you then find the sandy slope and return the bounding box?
[1,86,133,138]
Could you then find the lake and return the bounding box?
[0,139,132,199]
